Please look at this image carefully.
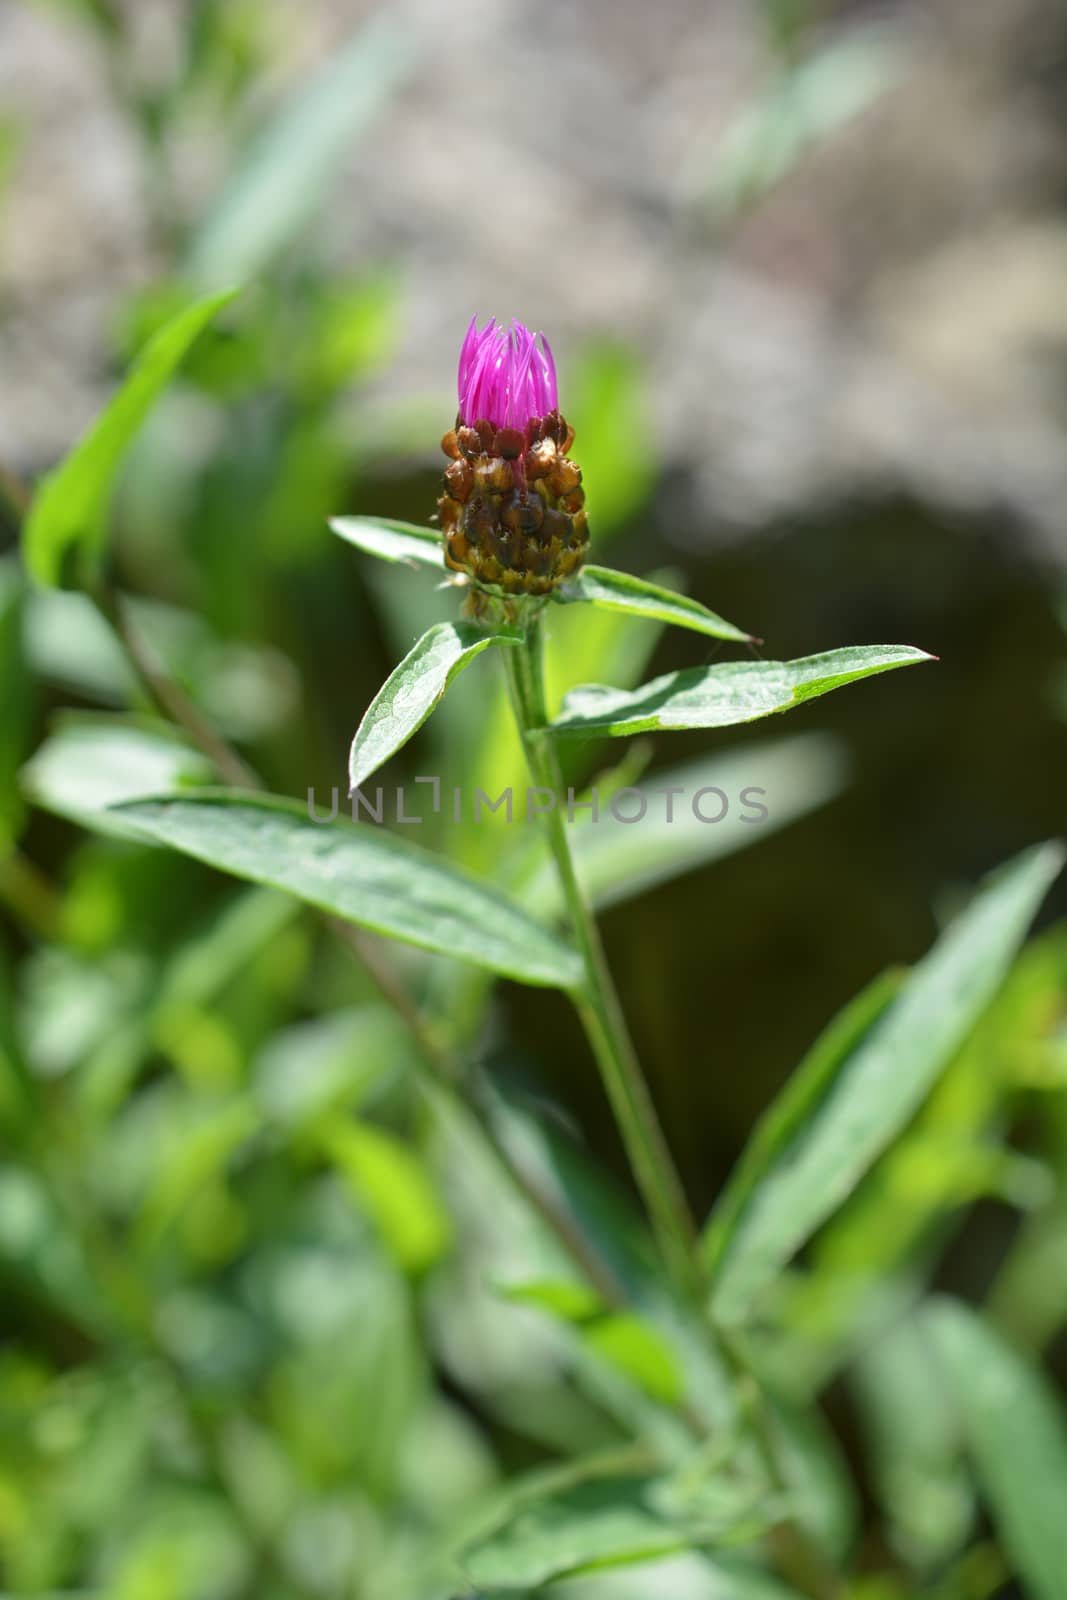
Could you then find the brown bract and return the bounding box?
[438,409,589,596]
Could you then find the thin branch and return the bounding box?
[91,581,259,790]
[0,461,32,521]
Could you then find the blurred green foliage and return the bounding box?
[2,4,1067,1600]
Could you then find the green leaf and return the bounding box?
[185,18,414,285]
[584,1314,684,1407]
[566,342,655,537]
[458,1467,749,1590]
[498,1278,605,1321]
[134,1097,260,1250]
[556,564,755,644]
[551,646,934,737]
[702,967,904,1281]
[322,1119,452,1274]
[109,791,582,990]
[853,1314,974,1568]
[329,514,444,570]
[925,1298,1067,1600]
[496,1281,684,1405]
[23,290,238,588]
[22,719,214,838]
[348,622,519,792]
[253,1006,412,1131]
[705,842,1063,1322]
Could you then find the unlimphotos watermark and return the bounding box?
[307,779,769,828]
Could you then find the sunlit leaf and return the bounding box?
[556,564,755,644]
[566,342,654,536]
[926,1298,1067,1600]
[323,1118,452,1273]
[135,1097,259,1250]
[496,1281,684,1405]
[583,1314,684,1407]
[23,290,237,587]
[705,843,1063,1322]
[22,719,214,838]
[551,646,934,737]
[110,792,583,989]
[329,514,444,570]
[498,1279,605,1321]
[348,622,520,792]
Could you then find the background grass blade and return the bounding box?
[185,17,414,285]
[551,646,934,736]
[925,1297,1067,1600]
[23,290,237,588]
[110,792,582,990]
[704,842,1064,1322]
[349,622,518,792]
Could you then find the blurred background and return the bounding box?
[2,1,1067,1596]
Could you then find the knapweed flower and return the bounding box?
[438,317,589,596]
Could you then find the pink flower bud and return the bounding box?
[457,317,558,432]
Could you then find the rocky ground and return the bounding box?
[3,0,1067,552]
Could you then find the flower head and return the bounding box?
[439,317,588,599]
[458,317,558,432]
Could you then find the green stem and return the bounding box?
[0,847,63,942]
[90,581,259,789]
[717,1326,843,1600]
[503,608,842,1600]
[503,609,699,1299]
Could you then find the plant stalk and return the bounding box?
[503,607,842,1600]
[502,608,700,1299]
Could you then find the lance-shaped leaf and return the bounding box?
[110,792,582,990]
[330,514,445,570]
[704,842,1063,1323]
[551,645,933,736]
[556,564,755,643]
[349,622,520,792]
[23,289,238,588]
[21,718,214,838]
[926,1298,1067,1600]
